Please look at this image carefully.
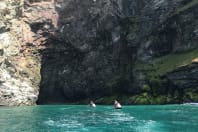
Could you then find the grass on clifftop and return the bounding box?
[135,48,198,77]
[171,0,198,16]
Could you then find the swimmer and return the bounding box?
[114,100,122,109]
[89,100,96,107]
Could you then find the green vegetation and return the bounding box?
[186,92,198,101]
[93,94,179,105]
[133,49,198,104]
[129,94,169,105]
[133,93,150,104]
[149,78,166,95]
[142,84,151,92]
[171,0,198,16]
[184,88,198,102]
[135,48,198,77]
[95,96,117,105]
[103,49,198,105]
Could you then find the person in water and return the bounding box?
[89,100,96,107]
[114,100,122,109]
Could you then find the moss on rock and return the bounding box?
[184,88,198,102]
[95,96,116,105]
[132,49,198,104]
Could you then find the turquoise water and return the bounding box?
[0,105,198,132]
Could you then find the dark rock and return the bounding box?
[36,0,198,104]
[0,48,3,56]
[167,63,198,90]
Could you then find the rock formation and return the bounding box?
[0,0,198,105]
[0,0,41,105]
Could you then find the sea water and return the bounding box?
[0,104,198,132]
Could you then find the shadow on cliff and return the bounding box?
[34,0,135,104]
[35,21,86,104]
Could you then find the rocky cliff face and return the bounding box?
[37,0,198,104]
[38,0,137,103]
[0,0,41,105]
[1,0,198,105]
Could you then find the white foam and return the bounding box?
[183,103,198,106]
[44,118,84,129]
[44,119,55,126]
[134,120,165,132]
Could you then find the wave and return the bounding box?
[183,103,198,105]
[134,120,164,132]
[43,118,84,128]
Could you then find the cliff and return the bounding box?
[0,0,41,105]
[0,0,198,105]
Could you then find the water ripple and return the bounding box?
[0,105,198,132]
